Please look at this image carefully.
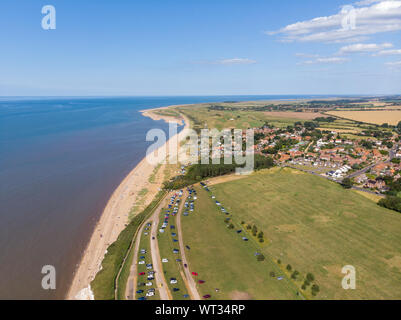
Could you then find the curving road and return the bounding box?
[176,191,201,300]
[125,194,171,300]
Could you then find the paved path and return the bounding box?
[176,191,201,300]
[125,220,147,299]
[125,194,171,300]
[149,201,172,300]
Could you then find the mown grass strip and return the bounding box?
[91,190,166,300]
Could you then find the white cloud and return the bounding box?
[299,57,349,65]
[216,58,257,65]
[268,1,401,43]
[385,60,401,65]
[374,48,401,55]
[339,42,393,54]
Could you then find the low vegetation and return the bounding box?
[91,190,166,300]
[211,168,401,299]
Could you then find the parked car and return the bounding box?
[192,272,198,276]
[136,290,144,294]
[139,272,146,276]
[173,288,180,292]
[198,280,205,284]
[138,297,146,301]
[203,294,211,299]
[184,264,187,268]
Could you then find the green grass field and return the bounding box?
[181,186,301,300]
[157,206,189,300]
[209,168,401,299]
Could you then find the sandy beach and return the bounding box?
[67,105,190,300]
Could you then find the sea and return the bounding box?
[0,95,333,299]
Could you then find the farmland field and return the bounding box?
[327,110,401,125]
[209,168,401,299]
[181,185,301,300]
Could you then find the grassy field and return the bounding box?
[181,185,301,300]
[157,206,189,300]
[327,110,401,125]
[209,168,401,299]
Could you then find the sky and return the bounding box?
[0,0,400,96]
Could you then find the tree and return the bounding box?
[341,178,353,189]
[257,254,265,262]
[306,273,315,282]
[258,231,264,239]
[270,271,276,278]
[286,264,292,271]
[277,259,281,265]
[311,284,320,296]
[252,225,258,236]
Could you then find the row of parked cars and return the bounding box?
[137,223,157,300]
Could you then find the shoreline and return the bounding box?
[66,104,190,300]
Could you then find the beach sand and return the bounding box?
[66,105,190,300]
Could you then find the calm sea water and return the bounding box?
[0,95,331,299]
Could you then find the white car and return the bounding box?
[162,258,169,263]
[138,261,145,265]
[145,282,153,286]
[146,292,155,297]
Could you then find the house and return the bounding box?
[355,174,368,184]
[365,178,386,189]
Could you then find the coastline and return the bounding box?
[67,104,190,300]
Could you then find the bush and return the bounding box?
[252,225,258,236]
[306,273,315,282]
[378,196,401,213]
[311,284,320,296]
[259,238,264,243]
[270,271,276,278]
[228,223,235,229]
[257,254,265,262]
[286,264,292,271]
[301,285,306,290]
[277,259,281,264]
[258,231,264,239]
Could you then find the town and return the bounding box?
[253,121,401,194]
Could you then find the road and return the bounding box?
[283,164,384,197]
[176,191,201,300]
[346,145,398,179]
[125,194,171,300]
[125,219,147,299]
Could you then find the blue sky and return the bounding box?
[1,0,400,95]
